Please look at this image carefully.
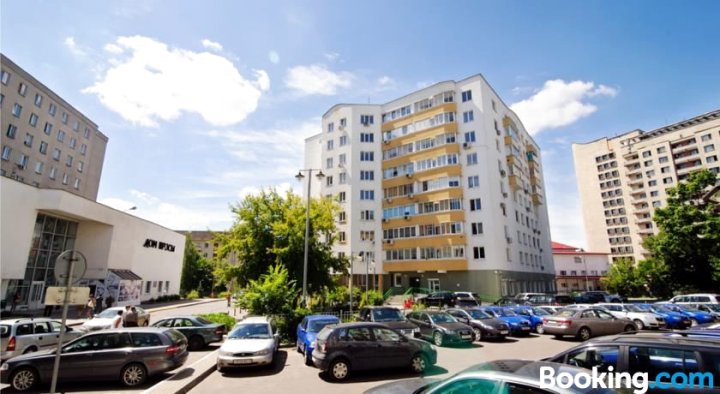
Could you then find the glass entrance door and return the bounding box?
[28,281,45,310]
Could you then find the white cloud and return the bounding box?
[285,64,353,96]
[64,36,87,57]
[268,50,280,64]
[84,35,269,127]
[324,52,340,62]
[510,79,618,135]
[201,39,223,52]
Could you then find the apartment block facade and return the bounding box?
[572,109,720,263]
[304,75,555,299]
[1,54,108,200]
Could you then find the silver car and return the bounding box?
[216,316,279,372]
[1,318,83,361]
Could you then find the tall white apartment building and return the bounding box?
[572,109,720,263]
[303,75,555,298]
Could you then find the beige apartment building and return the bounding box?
[177,230,239,265]
[573,109,720,263]
[1,54,108,200]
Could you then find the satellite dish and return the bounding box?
[54,250,87,286]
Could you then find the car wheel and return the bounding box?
[633,319,645,330]
[536,324,544,334]
[473,328,482,341]
[304,348,312,366]
[410,353,427,374]
[433,331,444,347]
[217,365,226,373]
[188,336,205,351]
[328,358,350,381]
[10,367,38,392]
[577,327,592,341]
[120,363,147,387]
[296,340,303,354]
[554,334,563,339]
[624,324,637,333]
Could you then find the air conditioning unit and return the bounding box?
[338,162,344,168]
[406,173,413,178]
[385,239,394,245]
[382,218,388,222]
[506,237,513,244]
[404,215,410,220]
[384,140,390,145]
[385,197,393,203]
[463,142,471,149]
[338,124,345,130]
[500,169,506,177]
[502,192,508,198]
[408,193,414,199]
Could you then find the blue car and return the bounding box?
[479,306,532,336]
[512,306,551,333]
[635,304,691,329]
[657,303,716,326]
[296,315,340,365]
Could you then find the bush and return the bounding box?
[359,290,384,307]
[186,290,200,300]
[198,312,237,331]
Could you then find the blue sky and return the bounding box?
[2,1,719,249]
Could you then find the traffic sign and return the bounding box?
[54,250,87,286]
[44,286,90,305]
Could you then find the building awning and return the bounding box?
[109,269,143,281]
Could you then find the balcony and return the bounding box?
[633,205,651,215]
[627,176,644,186]
[532,192,543,205]
[504,135,513,146]
[625,166,642,177]
[670,138,696,151]
[676,160,702,176]
[508,174,520,191]
[635,216,652,225]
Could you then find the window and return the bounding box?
[642,151,652,158]
[338,211,346,223]
[471,222,483,235]
[468,175,480,188]
[6,124,17,139]
[360,210,374,220]
[327,122,334,133]
[471,246,485,259]
[52,148,61,161]
[41,142,51,156]
[17,154,29,169]
[18,82,27,96]
[338,172,346,184]
[360,190,374,200]
[339,118,347,127]
[657,146,666,153]
[360,170,374,180]
[628,347,699,380]
[48,103,57,116]
[83,127,90,139]
[464,131,476,143]
[462,110,474,123]
[701,133,712,142]
[57,130,65,142]
[43,122,53,135]
[339,135,348,146]
[338,231,346,243]
[24,133,34,147]
[66,155,73,167]
[69,137,77,149]
[648,180,657,187]
[661,166,670,173]
[34,93,43,107]
[360,115,374,125]
[73,178,80,189]
[146,281,152,293]
[325,176,333,187]
[565,346,619,373]
[467,153,478,165]
[1,146,11,161]
[663,177,673,184]
[0,70,9,84]
[34,161,44,174]
[643,160,652,167]
[360,132,374,142]
[49,167,56,180]
[61,112,68,124]
[12,103,22,117]
[28,113,38,127]
[360,151,374,161]
[461,90,472,102]
[326,157,333,169]
[470,198,482,211]
[645,170,655,177]
[658,156,668,163]
[338,191,346,202]
[704,144,715,153]
[80,143,87,155]
[492,100,497,112]
[707,155,718,163]
[650,190,659,197]
[326,139,334,150]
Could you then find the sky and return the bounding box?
[2,1,719,249]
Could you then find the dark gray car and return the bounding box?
[0,327,188,392]
[152,316,225,350]
[446,308,510,341]
[357,306,420,337]
[406,311,473,346]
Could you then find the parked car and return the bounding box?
[216,316,279,372]
[357,306,419,337]
[419,291,457,308]
[514,292,546,302]
[669,293,720,304]
[311,322,437,381]
[454,297,480,308]
[542,307,636,340]
[511,305,552,333]
[665,328,720,339]
[365,359,618,394]
[694,303,720,318]
[537,305,563,315]
[635,304,692,329]
[151,315,225,350]
[406,310,474,346]
[526,294,574,306]
[478,306,532,336]
[0,327,188,392]
[296,314,340,365]
[1,318,84,362]
[453,291,478,300]
[545,333,720,393]
[596,303,666,330]
[445,308,510,341]
[575,291,623,304]
[493,296,521,306]
[80,306,151,332]
[655,303,716,326]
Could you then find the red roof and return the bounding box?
[551,241,609,256]
[551,241,577,250]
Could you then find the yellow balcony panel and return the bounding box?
[504,135,513,146]
[503,115,515,128]
[506,154,516,166]
[532,193,543,205]
[388,235,465,249]
[381,102,457,132]
[383,259,468,272]
[423,187,464,202]
[382,176,416,189]
[508,174,520,190]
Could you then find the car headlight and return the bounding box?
[0,363,8,371]
[255,348,270,356]
[219,351,234,357]
[510,322,518,326]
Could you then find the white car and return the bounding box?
[596,303,666,330]
[669,294,720,304]
[217,316,279,372]
[80,306,151,332]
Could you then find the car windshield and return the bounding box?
[531,307,550,316]
[430,313,456,323]
[624,304,642,312]
[308,319,338,333]
[651,305,673,313]
[677,305,701,312]
[468,310,491,319]
[96,309,121,318]
[556,309,577,317]
[228,323,271,339]
[495,309,517,317]
[372,309,404,322]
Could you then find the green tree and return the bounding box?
[236,263,298,316]
[601,258,642,297]
[215,189,346,296]
[644,169,720,292]
[179,235,214,296]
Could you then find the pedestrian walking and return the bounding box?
[112,310,123,328]
[226,293,231,307]
[123,305,138,327]
[95,295,104,314]
[10,291,21,313]
[85,297,96,318]
[105,294,114,309]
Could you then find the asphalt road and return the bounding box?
[1,299,232,393]
[189,332,582,394]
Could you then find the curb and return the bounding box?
[143,349,219,394]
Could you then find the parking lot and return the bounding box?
[190,333,580,394]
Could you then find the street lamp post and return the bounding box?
[295,169,325,306]
[576,248,589,291]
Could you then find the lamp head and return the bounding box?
[295,171,305,181]
[316,170,325,179]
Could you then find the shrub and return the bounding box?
[359,290,384,307]
[197,312,237,331]
[186,290,200,300]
